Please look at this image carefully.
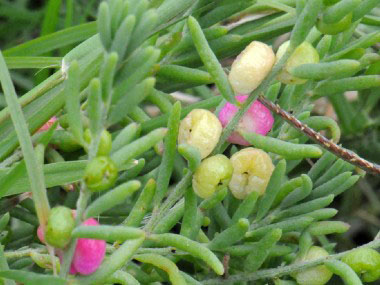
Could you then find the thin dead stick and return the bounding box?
[0,192,32,216]
[223,254,230,279]
[258,95,380,175]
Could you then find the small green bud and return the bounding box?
[202,216,211,227]
[83,129,112,156]
[342,247,380,282]
[45,206,75,249]
[192,154,233,199]
[276,41,320,85]
[178,109,222,159]
[84,156,118,192]
[293,246,333,285]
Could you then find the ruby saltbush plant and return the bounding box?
[0,0,380,284]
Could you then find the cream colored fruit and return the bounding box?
[293,246,333,285]
[229,148,274,199]
[192,154,234,199]
[178,109,222,159]
[228,41,276,94]
[276,41,320,84]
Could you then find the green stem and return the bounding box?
[203,238,380,284]
[4,248,47,259]
[144,171,192,233]
[107,245,187,256]
[0,149,23,168]
[60,185,91,278]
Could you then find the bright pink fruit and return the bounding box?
[218,95,274,146]
[37,225,45,244]
[70,218,106,275]
[69,263,78,275]
[37,216,106,276]
[37,116,59,133]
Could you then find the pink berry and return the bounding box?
[218,95,274,146]
[69,263,78,275]
[70,218,106,275]
[37,216,106,276]
[37,116,59,133]
[37,225,46,244]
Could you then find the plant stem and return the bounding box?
[59,102,103,277]
[0,149,23,168]
[60,185,91,278]
[4,248,47,259]
[203,237,380,284]
[144,171,192,233]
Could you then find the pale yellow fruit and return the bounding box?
[293,246,333,285]
[228,41,276,94]
[192,154,233,199]
[229,148,274,199]
[276,41,320,84]
[178,109,222,159]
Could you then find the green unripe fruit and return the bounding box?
[342,247,380,282]
[83,129,112,156]
[317,13,352,35]
[45,206,75,249]
[192,154,233,199]
[293,246,333,285]
[84,156,118,192]
[276,41,320,85]
[202,216,211,227]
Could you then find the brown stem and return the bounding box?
[223,254,230,279]
[258,95,380,175]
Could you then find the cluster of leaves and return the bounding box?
[0,0,379,284]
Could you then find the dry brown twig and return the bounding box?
[258,95,380,175]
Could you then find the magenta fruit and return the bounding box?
[218,95,274,146]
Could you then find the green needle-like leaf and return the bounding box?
[0,51,50,226]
